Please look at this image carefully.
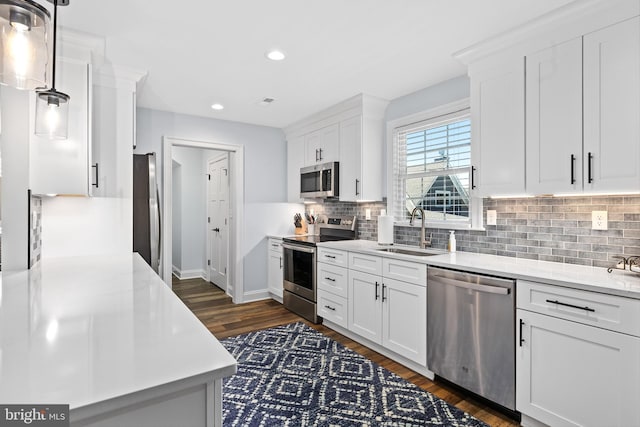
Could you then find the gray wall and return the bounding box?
[171,160,182,272]
[135,108,301,297]
[385,75,470,122]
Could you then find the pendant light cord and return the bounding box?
[51,0,58,90]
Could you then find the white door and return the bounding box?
[381,278,427,366]
[348,270,382,344]
[583,17,640,193]
[525,37,583,195]
[207,155,229,290]
[516,309,640,427]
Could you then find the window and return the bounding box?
[391,104,475,226]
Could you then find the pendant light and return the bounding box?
[0,0,51,90]
[34,0,68,139]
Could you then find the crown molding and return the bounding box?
[454,0,640,65]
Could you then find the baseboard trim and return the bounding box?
[242,289,271,303]
[172,267,206,280]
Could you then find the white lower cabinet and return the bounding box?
[381,277,426,362]
[267,238,283,299]
[317,289,348,329]
[516,284,640,427]
[347,267,427,366]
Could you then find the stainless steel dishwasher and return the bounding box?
[427,266,516,410]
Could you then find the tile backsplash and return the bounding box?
[306,195,640,269]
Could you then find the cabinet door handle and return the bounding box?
[325,255,336,259]
[471,166,476,189]
[325,277,336,282]
[382,283,387,302]
[279,257,282,269]
[315,149,319,162]
[355,179,360,196]
[519,319,525,347]
[588,152,593,184]
[570,154,576,184]
[213,228,220,232]
[319,148,323,161]
[324,305,336,311]
[375,281,379,300]
[545,299,595,313]
[91,163,99,188]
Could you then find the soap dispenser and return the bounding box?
[448,231,456,253]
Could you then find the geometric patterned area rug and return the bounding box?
[221,322,488,426]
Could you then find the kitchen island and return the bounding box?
[0,253,236,427]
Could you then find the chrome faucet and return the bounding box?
[409,207,432,249]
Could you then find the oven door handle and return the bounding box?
[282,243,317,254]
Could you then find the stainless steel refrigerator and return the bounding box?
[133,153,161,273]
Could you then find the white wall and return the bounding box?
[171,146,211,279]
[0,87,30,270]
[41,197,132,258]
[136,108,302,296]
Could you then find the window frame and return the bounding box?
[385,98,484,230]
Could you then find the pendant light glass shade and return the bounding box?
[35,88,68,139]
[34,0,69,140]
[0,0,50,90]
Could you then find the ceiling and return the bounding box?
[57,0,575,129]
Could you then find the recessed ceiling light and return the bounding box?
[266,50,286,61]
[211,103,224,110]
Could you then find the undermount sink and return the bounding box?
[376,248,441,257]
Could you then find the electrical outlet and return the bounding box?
[592,211,608,230]
[365,209,371,220]
[486,210,497,226]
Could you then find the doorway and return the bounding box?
[162,137,244,303]
[207,154,230,291]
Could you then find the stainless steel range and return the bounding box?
[282,215,356,323]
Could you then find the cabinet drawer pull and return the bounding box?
[570,155,576,185]
[471,166,476,189]
[324,305,336,311]
[325,277,336,282]
[545,299,595,313]
[271,244,279,248]
[91,163,99,188]
[325,255,336,259]
[519,319,525,347]
[588,152,593,184]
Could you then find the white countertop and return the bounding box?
[0,253,237,409]
[317,240,640,299]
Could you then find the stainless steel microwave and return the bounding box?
[300,161,339,199]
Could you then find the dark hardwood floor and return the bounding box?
[172,277,519,427]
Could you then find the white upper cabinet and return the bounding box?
[583,16,640,193]
[469,58,525,197]
[456,1,640,197]
[30,55,91,196]
[525,37,583,195]
[91,67,145,198]
[285,94,388,203]
[339,96,387,202]
[304,123,339,165]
